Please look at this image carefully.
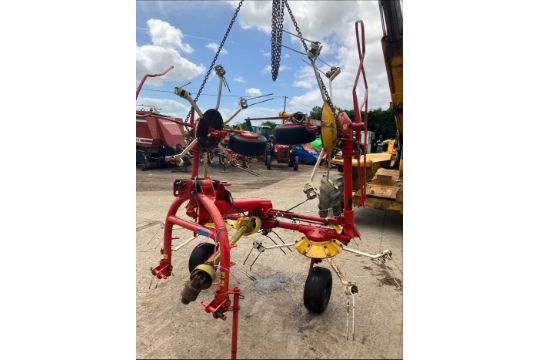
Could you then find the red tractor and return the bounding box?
[247,113,318,170]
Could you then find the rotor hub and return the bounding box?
[295,236,343,259]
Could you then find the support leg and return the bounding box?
[231,288,241,360]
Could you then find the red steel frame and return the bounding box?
[136,65,174,99]
[150,20,368,360]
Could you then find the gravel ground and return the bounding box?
[137,160,403,359]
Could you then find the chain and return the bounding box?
[185,0,244,122]
[283,0,338,116]
[271,0,285,81]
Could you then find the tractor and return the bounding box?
[246,112,317,171]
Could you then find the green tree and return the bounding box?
[309,106,396,139]
[310,106,322,119]
[260,120,278,129]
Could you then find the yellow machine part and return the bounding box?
[191,263,215,289]
[234,216,261,236]
[331,152,392,183]
[331,152,392,168]
[204,221,234,232]
[354,168,403,213]
[295,237,343,259]
[320,102,338,155]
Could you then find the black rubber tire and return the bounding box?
[229,133,267,157]
[266,154,272,170]
[303,267,333,314]
[293,155,299,171]
[274,125,317,145]
[318,173,344,217]
[197,109,224,151]
[188,243,216,273]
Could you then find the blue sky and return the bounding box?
[136,1,391,123]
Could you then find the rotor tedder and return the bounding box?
[147,12,391,360]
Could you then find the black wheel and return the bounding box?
[266,154,272,170]
[293,155,299,171]
[141,154,156,171]
[229,133,267,157]
[303,267,333,314]
[196,109,224,151]
[318,173,344,217]
[274,125,317,145]
[188,243,216,273]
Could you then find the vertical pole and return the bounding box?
[283,96,287,112]
[190,107,200,178]
[231,289,241,360]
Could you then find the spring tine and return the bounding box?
[223,76,231,92]
[249,252,262,271]
[351,291,356,341]
[265,234,287,255]
[346,297,350,341]
[271,231,293,252]
[242,246,254,266]
[236,266,257,282]
[285,198,309,212]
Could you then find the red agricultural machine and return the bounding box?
[247,112,318,171]
[149,12,392,359]
[136,66,192,171]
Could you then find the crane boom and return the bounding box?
[379,0,403,153]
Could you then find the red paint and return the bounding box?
[150,20,370,360]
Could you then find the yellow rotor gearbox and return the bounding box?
[295,236,343,259]
[320,102,338,155]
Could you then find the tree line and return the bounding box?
[309,106,396,139]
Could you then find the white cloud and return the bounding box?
[228,0,273,33]
[263,64,290,74]
[136,19,204,86]
[231,1,392,110]
[205,42,228,55]
[293,65,317,90]
[293,80,312,89]
[147,19,193,53]
[136,97,190,117]
[245,87,262,97]
[233,76,246,83]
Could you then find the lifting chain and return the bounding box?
[185,0,244,122]
[271,0,338,116]
[271,0,285,81]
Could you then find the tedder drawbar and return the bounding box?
[147,13,392,359]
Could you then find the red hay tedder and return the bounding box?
[144,19,392,359]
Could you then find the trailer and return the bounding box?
[136,66,191,171]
